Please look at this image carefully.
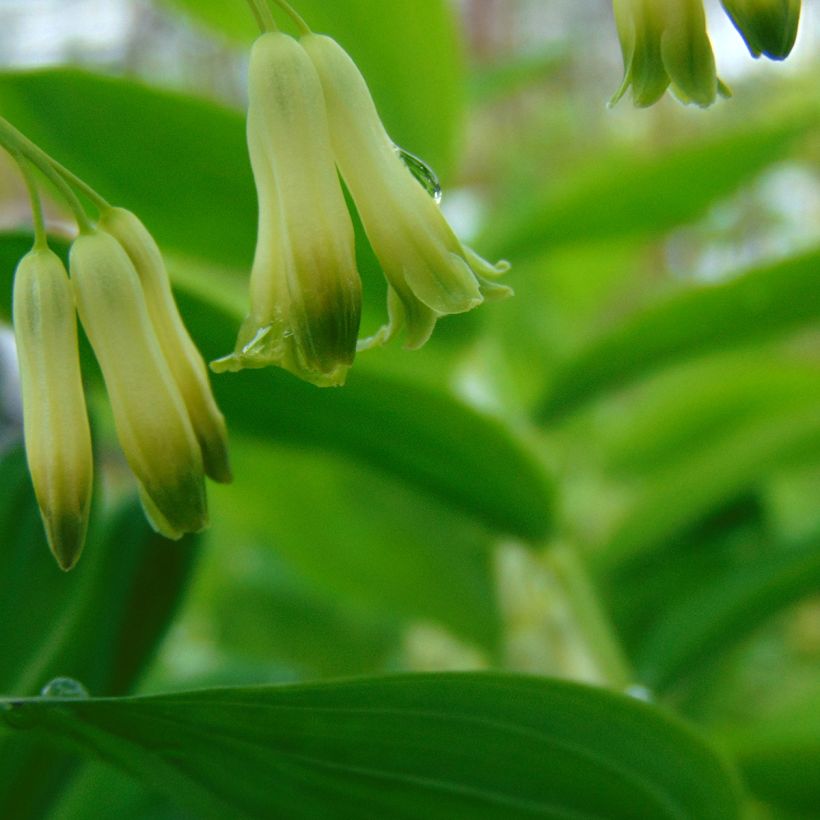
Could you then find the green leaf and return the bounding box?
[0,447,199,820]
[206,438,499,652]
[489,109,820,260]
[596,402,820,571]
[635,535,820,693]
[0,234,552,542]
[600,355,820,476]
[540,247,820,421]
[724,690,820,816]
[159,0,464,174]
[0,674,744,819]
[0,70,256,270]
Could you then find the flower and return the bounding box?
[69,230,208,538]
[99,207,231,483]
[721,0,801,59]
[301,33,511,351]
[211,32,361,387]
[13,247,92,570]
[611,0,726,107]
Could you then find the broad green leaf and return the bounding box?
[160,0,464,174]
[214,367,553,541]
[0,70,255,270]
[724,690,820,816]
[0,674,744,819]
[206,437,499,652]
[0,234,553,542]
[600,355,820,476]
[539,247,820,421]
[488,108,820,260]
[0,447,199,820]
[635,535,820,692]
[596,403,820,570]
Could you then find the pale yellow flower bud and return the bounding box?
[13,247,92,570]
[301,33,511,350]
[211,32,361,387]
[98,207,231,483]
[69,231,207,537]
[611,0,725,108]
[721,0,801,59]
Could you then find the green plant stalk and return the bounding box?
[541,543,633,690]
[269,0,310,34]
[246,0,277,33]
[14,155,48,249]
[0,116,94,233]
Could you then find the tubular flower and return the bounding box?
[69,230,207,538]
[611,0,725,107]
[721,0,801,59]
[98,207,231,483]
[211,32,361,387]
[301,34,511,350]
[13,248,92,570]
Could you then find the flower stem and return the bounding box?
[0,116,94,234]
[269,0,310,34]
[246,0,278,32]
[14,155,48,250]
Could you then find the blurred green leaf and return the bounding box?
[0,674,743,819]
[600,356,820,476]
[207,438,499,652]
[160,0,463,174]
[596,402,820,570]
[540,247,820,421]
[635,535,820,693]
[469,46,568,104]
[725,690,820,816]
[0,70,255,270]
[489,109,820,260]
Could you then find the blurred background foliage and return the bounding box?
[0,0,818,817]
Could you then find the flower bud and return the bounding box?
[211,32,361,387]
[13,248,93,570]
[611,0,723,107]
[721,0,801,59]
[98,207,231,483]
[301,34,511,349]
[69,231,207,537]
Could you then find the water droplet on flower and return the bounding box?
[394,145,442,204]
[40,677,89,699]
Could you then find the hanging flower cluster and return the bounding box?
[1,118,230,569]
[611,0,802,107]
[211,28,511,387]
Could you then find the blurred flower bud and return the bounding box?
[302,33,511,350]
[13,248,92,570]
[611,0,725,107]
[99,207,231,483]
[721,0,801,59]
[212,32,361,387]
[69,231,207,538]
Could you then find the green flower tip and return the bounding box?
[611,0,724,108]
[212,31,511,388]
[721,0,801,60]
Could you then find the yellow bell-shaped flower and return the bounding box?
[69,230,207,538]
[611,0,724,107]
[721,0,801,59]
[13,247,93,570]
[211,32,361,387]
[301,33,511,350]
[99,207,231,483]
